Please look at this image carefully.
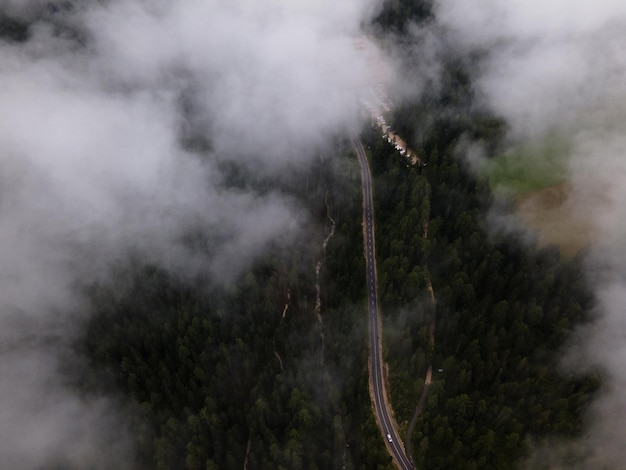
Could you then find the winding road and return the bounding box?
[353,137,414,470]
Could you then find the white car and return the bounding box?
[387,433,393,443]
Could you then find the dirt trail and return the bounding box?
[243,436,252,470]
[273,350,283,371]
[405,220,436,464]
[281,290,291,319]
[313,192,336,366]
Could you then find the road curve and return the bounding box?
[353,137,414,470]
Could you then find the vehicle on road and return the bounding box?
[387,433,393,443]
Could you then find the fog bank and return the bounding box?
[0,0,382,465]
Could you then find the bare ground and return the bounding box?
[515,181,597,257]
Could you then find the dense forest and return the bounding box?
[363,119,598,468]
[78,150,394,469]
[367,1,599,467]
[63,0,602,469]
[0,14,29,42]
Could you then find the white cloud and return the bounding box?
[0,0,385,465]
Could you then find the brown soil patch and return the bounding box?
[515,181,595,257]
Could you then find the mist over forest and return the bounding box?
[1,0,625,468]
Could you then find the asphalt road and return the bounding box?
[353,137,414,470]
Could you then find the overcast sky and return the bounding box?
[0,0,381,466]
[433,1,626,466]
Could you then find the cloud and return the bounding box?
[0,342,136,470]
[0,0,384,465]
[83,0,376,166]
[434,0,626,138]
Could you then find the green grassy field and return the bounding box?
[481,133,571,196]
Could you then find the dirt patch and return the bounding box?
[515,181,596,257]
